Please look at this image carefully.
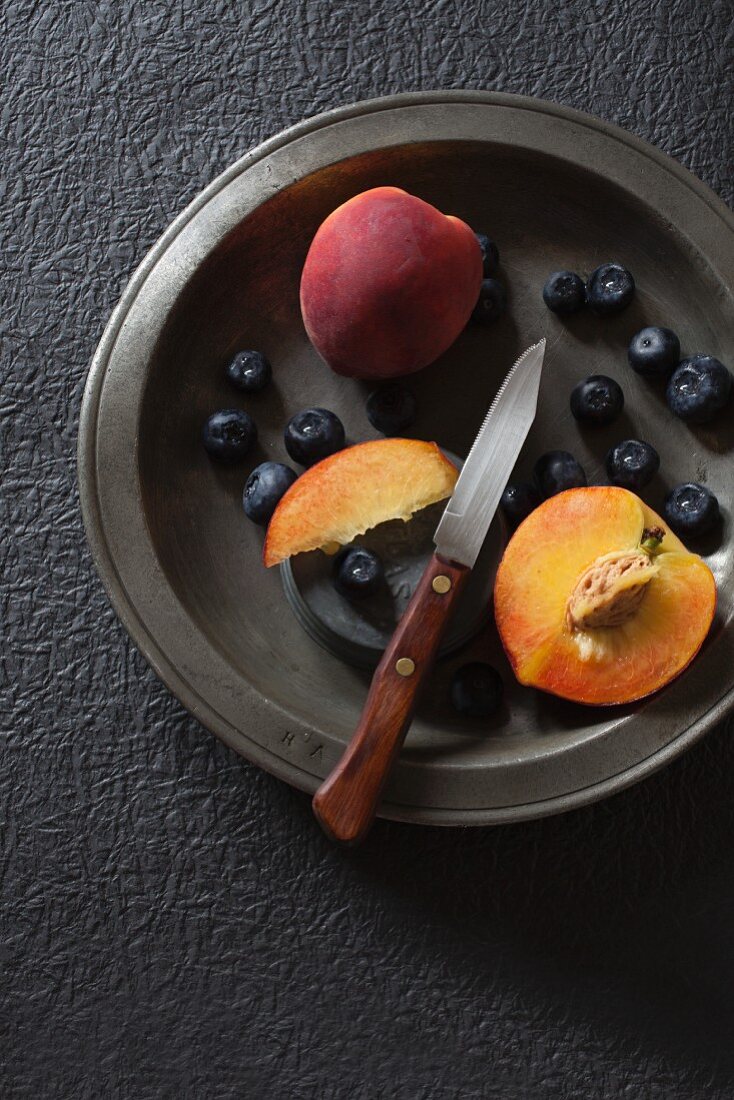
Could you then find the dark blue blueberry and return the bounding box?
[242,462,298,525]
[450,663,504,718]
[500,482,542,529]
[366,384,417,435]
[284,407,345,466]
[570,375,624,425]
[666,355,732,424]
[475,232,499,276]
[606,439,660,491]
[471,278,507,324]
[333,547,384,599]
[226,349,272,393]
[542,270,586,315]
[534,450,587,498]
[202,409,257,463]
[628,327,680,377]
[586,263,635,315]
[664,483,720,539]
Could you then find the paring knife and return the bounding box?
[312,339,547,844]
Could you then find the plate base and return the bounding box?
[281,499,502,669]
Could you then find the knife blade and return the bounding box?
[312,339,546,845]
[434,337,546,567]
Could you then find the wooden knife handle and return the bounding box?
[312,553,470,845]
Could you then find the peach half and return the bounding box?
[263,438,457,567]
[494,487,716,705]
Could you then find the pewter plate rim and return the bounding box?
[77,91,734,826]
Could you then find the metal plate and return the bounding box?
[78,92,734,825]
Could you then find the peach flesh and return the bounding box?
[263,438,458,568]
[494,487,716,706]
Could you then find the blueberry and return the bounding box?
[666,355,732,424]
[606,439,660,491]
[534,450,587,498]
[284,407,345,466]
[366,384,417,435]
[333,547,384,599]
[475,232,499,276]
[542,270,586,315]
[450,663,504,718]
[570,375,624,426]
[500,482,542,529]
[471,278,507,324]
[226,349,272,393]
[243,462,297,525]
[202,409,257,463]
[628,327,680,377]
[586,263,635,316]
[664,483,720,538]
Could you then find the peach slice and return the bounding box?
[494,487,716,705]
[263,438,457,567]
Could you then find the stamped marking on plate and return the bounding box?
[389,579,413,603]
[281,729,324,761]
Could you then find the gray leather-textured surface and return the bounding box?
[3,2,733,1096]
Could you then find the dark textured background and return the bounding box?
[2,1,734,1096]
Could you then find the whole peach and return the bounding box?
[300,186,482,380]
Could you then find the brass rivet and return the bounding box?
[395,657,415,677]
[432,574,451,594]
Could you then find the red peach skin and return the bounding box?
[300,186,483,380]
